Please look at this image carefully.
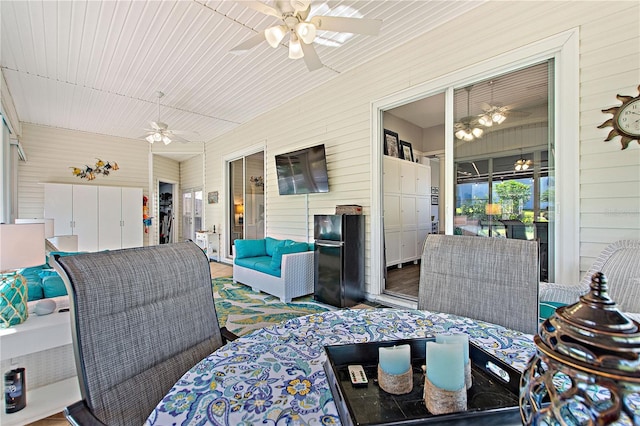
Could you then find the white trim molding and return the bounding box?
[370,28,580,296]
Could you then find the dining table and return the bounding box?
[145,308,536,425]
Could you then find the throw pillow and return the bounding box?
[234,239,267,259]
[17,265,49,301]
[42,276,68,298]
[265,237,284,257]
[270,242,309,269]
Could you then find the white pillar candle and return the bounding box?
[379,345,411,375]
[426,341,465,391]
[436,333,469,364]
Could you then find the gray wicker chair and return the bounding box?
[53,242,230,425]
[417,234,540,335]
[539,240,640,321]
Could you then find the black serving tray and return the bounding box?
[323,338,523,426]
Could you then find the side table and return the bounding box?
[195,231,220,262]
[0,312,80,425]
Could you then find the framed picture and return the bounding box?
[400,141,414,162]
[431,187,439,195]
[431,195,439,205]
[383,129,401,158]
[208,191,219,204]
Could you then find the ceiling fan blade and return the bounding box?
[150,121,161,130]
[300,41,323,71]
[243,1,281,18]
[171,129,200,137]
[230,31,266,54]
[169,134,193,144]
[309,15,382,36]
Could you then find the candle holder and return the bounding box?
[424,374,467,415]
[377,364,413,395]
[519,272,640,424]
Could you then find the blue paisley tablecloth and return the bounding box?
[145,309,535,426]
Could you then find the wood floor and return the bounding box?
[385,262,420,300]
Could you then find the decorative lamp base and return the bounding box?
[424,375,467,415]
[0,273,29,328]
[377,364,413,395]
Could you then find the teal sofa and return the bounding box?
[233,237,314,303]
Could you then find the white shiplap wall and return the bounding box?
[152,154,180,245]
[203,1,639,295]
[17,123,151,243]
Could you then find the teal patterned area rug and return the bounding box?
[212,277,332,336]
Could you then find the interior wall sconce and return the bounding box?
[71,159,119,181]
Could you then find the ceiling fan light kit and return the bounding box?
[289,34,304,59]
[514,158,532,171]
[231,0,382,71]
[141,91,197,145]
[265,25,287,47]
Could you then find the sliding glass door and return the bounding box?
[452,61,554,281]
[228,151,265,255]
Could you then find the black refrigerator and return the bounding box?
[314,214,364,308]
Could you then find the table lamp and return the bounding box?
[519,272,640,424]
[235,204,244,224]
[485,203,502,237]
[0,223,46,328]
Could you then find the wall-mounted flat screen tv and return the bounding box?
[275,144,329,195]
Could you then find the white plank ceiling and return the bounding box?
[1,0,485,152]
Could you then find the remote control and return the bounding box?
[348,365,368,387]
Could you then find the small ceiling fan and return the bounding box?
[477,81,529,127]
[141,92,198,144]
[230,0,383,71]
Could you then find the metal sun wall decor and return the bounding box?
[71,159,119,181]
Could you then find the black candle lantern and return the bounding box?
[519,272,640,424]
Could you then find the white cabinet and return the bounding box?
[44,184,98,251]
[43,183,73,236]
[98,186,143,250]
[45,183,142,252]
[383,156,431,267]
[195,232,220,262]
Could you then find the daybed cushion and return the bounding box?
[270,242,309,269]
[235,239,267,259]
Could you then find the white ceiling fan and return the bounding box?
[230,0,383,71]
[141,92,199,145]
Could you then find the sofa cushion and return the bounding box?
[235,256,281,278]
[539,301,567,321]
[270,242,309,270]
[42,275,68,298]
[265,237,285,257]
[234,239,267,259]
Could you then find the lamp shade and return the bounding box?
[0,224,46,271]
[265,25,287,48]
[485,203,502,215]
[14,218,54,238]
[235,204,244,214]
[288,35,304,59]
